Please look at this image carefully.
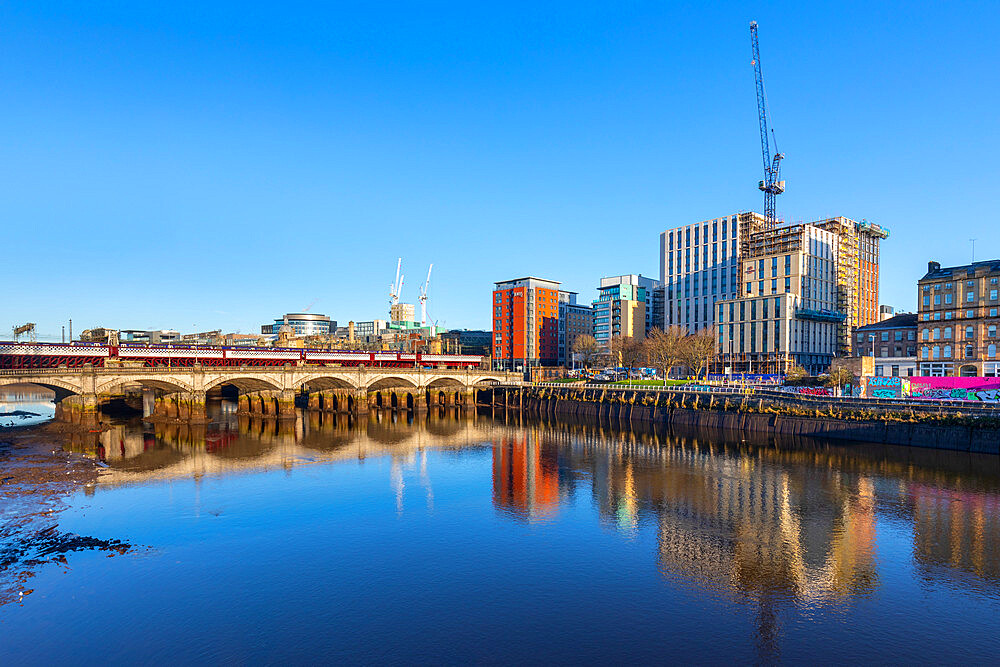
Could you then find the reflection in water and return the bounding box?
[22,404,1000,660]
[0,385,55,428]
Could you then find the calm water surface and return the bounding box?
[2,405,1000,664]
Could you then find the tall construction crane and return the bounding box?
[419,264,433,326]
[750,21,784,226]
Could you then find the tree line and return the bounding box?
[570,326,717,382]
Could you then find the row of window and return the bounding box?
[922,289,998,307]
[921,344,998,360]
[666,218,738,251]
[857,329,917,342]
[921,325,999,340]
[922,277,1000,291]
[922,307,1000,321]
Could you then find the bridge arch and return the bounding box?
[95,377,193,396]
[297,375,357,391]
[203,376,282,393]
[365,376,419,392]
[0,378,80,402]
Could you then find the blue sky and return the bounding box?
[2,1,998,339]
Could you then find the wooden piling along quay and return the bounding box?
[477,384,1000,455]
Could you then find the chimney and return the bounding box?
[348,321,355,343]
[928,261,940,274]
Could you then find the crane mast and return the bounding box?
[389,258,403,309]
[419,264,433,326]
[750,21,784,227]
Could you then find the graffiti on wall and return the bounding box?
[908,377,1000,402]
[779,386,833,396]
[861,376,910,399]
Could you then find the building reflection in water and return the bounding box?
[65,405,1000,618]
[491,433,561,522]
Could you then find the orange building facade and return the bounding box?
[492,277,562,370]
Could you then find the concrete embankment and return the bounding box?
[481,386,1000,455]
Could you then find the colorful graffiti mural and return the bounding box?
[908,377,1000,402]
[708,373,784,384]
[861,376,910,399]
[779,386,833,396]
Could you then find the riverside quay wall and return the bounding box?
[479,385,1000,455]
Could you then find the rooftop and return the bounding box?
[855,313,918,332]
[921,259,1000,280]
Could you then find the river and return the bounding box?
[2,402,999,663]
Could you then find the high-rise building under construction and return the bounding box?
[716,214,888,375]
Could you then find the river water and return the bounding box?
[2,403,1000,664]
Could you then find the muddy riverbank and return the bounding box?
[0,422,135,607]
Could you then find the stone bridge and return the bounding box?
[0,365,516,423]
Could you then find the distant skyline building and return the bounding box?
[492,277,562,370]
[260,313,334,336]
[558,292,593,367]
[592,275,649,351]
[390,303,416,325]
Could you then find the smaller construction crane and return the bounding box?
[419,264,433,326]
[12,323,36,343]
[389,258,403,308]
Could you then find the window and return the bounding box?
[967,310,975,318]
[858,332,865,342]
[992,289,998,301]
[933,346,941,359]
[908,331,915,340]
[945,311,953,320]
[944,327,951,339]
[922,347,929,359]
[933,328,941,340]
[992,308,998,317]
[989,325,997,338]
[967,291,975,302]
[921,329,929,341]
[945,294,953,304]
[943,345,951,358]
[922,295,930,307]
[966,345,975,359]
[895,330,903,341]
[934,294,941,305]
[966,326,975,339]
[989,343,998,359]
[881,332,889,342]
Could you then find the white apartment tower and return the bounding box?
[658,212,770,332]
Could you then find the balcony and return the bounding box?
[794,308,846,323]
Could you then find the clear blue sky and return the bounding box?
[3,1,998,340]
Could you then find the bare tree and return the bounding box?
[571,334,600,369]
[610,335,646,374]
[680,326,717,380]
[643,326,688,385]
